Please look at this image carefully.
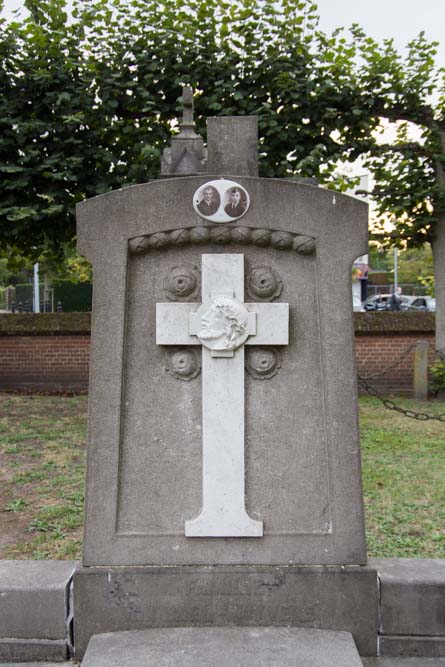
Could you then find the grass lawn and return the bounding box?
[0,393,444,560]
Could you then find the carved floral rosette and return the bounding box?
[166,348,201,381]
[163,264,200,302]
[245,347,282,380]
[129,227,315,256]
[247,266,283,302]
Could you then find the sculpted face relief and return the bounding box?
[196,296,249,352]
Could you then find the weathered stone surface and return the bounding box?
[206,116,259,176]
[0,560,76,640]
[0,639,68,663]
[370,559,445,636]
[73,564,378,659]
[380,637,445,658]
[77,176,368,566]
[80,627,362,667]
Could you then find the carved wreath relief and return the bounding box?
[193,179,250,223]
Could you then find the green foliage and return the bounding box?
[430,360,445,395]
[0,258,14,285]
[389,244,434,291]
[0,0,443,261]
[369,243,435,293]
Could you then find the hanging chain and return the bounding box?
[357,375,445,422]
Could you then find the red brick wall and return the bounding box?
[0,332,436,395]
[0,335,90,392]
[0,313,437,395]
[355,334,436,395]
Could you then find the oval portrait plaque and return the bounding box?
[193,179,250,223]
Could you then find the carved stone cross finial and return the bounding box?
[181,85,194,130]
[160,85,206,176]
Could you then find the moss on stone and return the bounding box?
[0,313,91,336]
[354,312,435,334]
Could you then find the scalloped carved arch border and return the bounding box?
[128,226,316,256]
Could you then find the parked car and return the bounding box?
[407,296,436,312]
[363,294,413,311]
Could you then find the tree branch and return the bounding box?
[369,142,433,159]
[370,101,435,127]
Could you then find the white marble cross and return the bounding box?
[156,254,289,537]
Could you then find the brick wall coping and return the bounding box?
[0,311,435,336]
[354,312,435,335]
[0,313,91,336]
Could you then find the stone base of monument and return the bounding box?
[80,626,363,666]
[72,564,379,659]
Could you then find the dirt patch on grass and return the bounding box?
[0,393,87,559]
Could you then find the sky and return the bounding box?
[2,0,444,67]
[314,0,444,65]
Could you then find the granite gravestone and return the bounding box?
[74,95,377,659]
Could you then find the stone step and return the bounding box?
[363,659,445,666]
[0,663,79,667]
[1,659,444,667]
[80,626,363,666]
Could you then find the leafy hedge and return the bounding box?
[53,281,92,312]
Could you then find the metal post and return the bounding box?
[414,340,429,400]
[393,247,398,291]
[33,262,40,313]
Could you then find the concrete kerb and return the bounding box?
[0,561,77,663]
[369,559,445,658]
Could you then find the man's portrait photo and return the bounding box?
[196,185,220,216]
[224,187,247,218]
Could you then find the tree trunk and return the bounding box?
[433,128,445,354]
[432,220,445,354]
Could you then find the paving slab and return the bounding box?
[81,626,363,666]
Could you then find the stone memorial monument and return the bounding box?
[74,88,378,662]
